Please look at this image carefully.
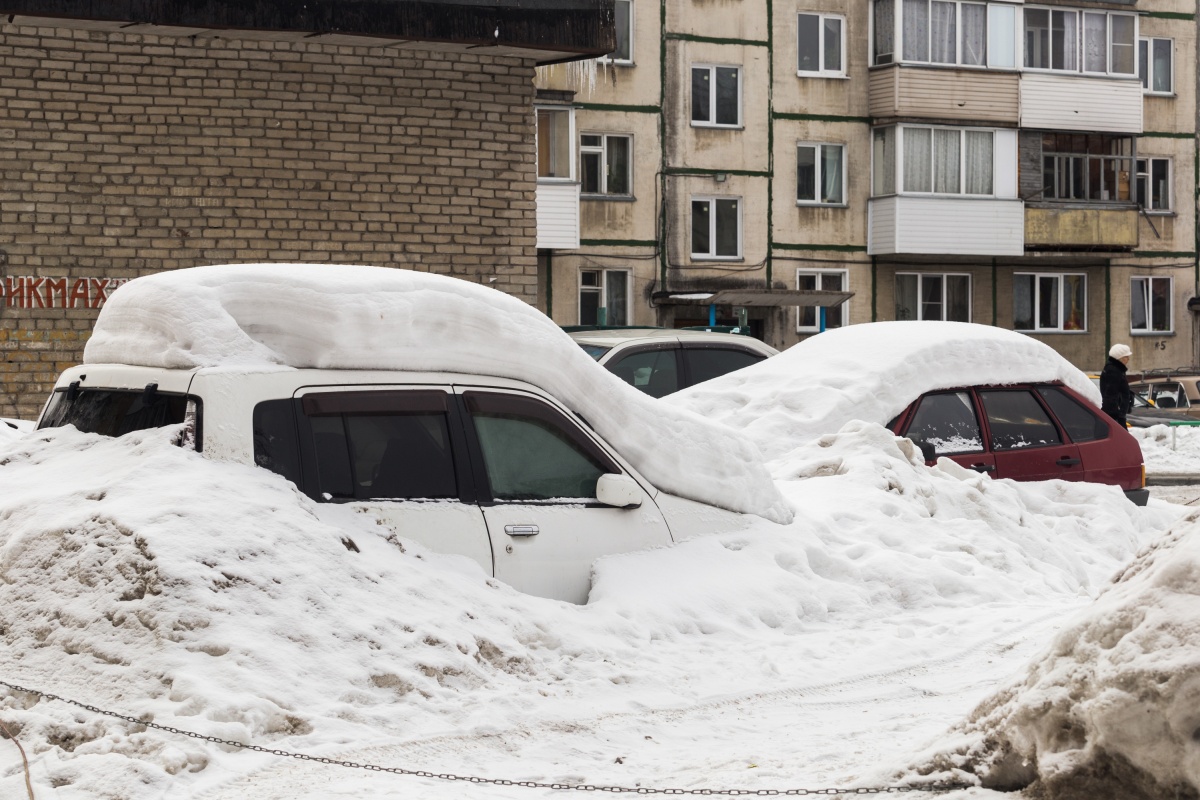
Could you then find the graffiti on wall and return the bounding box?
[0,276,129,309]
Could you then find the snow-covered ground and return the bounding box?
[2,266,1199,799]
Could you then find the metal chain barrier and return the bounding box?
[0,678,975,796]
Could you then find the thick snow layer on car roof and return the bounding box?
[83,263,792,523]
[667,321,1101,462]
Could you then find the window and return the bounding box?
[1131,276,1172,333]
[874,0,895,63]
[464,392,619,501]
[608,349,679,397]
[796,269,848,332]
[798,13,845,75]
[1139,37,1173,94]
[895,273,971,321]
[1136,158,1171,211]
[300,391,458,502]
[906,391,984,455]
[797,143,845,205]
[536,107,573,179]
[581,134,632,196]
[691,197,741,258]
[1023,7,1136,75]
[684,347,770,384]
[691,65,741,127]
[900,0,987,65]
[579,269,629,325]
[886,126,994,196]
[873,127,896,195]
[1041,133,1133,203]
[980,390,1062,450]
[1013,273,1086,332]
[1036,386,1108,443]
[603,0,633,63]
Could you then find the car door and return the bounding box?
[977,388,1083,482]
[899,390,995,475]
[457,387,672,604]
[1035,384,1134,486]
[286,386,495,575]
[602,344,682,397]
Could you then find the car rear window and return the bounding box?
[1036,386,1109,442]
[39,386,192,439]
[684,347,767,385]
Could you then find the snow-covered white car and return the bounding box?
[36,264,792,603]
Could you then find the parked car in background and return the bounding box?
[1128,369,1200,419]
[1126,392,1192,428]
[667,321,1149,505]
[566,327,778,397]
[36,264,791,604]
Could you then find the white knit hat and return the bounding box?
[1109,343,1132,360]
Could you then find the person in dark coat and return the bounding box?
[1100,343,1134,426]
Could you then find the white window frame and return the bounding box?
[1013,272,1088,333]
[580,132,633,197]
[1130,275,1173,335]
[579,269,632,326]
[690,196,743,260]
[600,0,634,65]
[535,106,576,182]
[890,125,997,197]
[897,0,990,68]
[797,12,846,77]
[1138,36,1173,95]
[690,64,743,129]
[1136,157,1172,212]
[796,142,847,206]
[1022,6,1137,77]
[895,272,972,321]
[796,268,849,332]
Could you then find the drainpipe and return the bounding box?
[545,250,553,319]
[991,257,997,326]
[870,256,877,322]
[708,303,716,327]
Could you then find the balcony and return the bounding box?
[1024,206,1138,250]
[868,196,1024,256]
[1020,73,1142,134]
[869,65,1019,125]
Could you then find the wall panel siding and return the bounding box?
[868,66,1018,123]
[869,197,1024,255]
[1019,74,1143,133]
[536,183,581,249]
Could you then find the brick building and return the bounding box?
[0,0,612,417]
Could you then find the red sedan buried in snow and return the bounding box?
[888,381,1147,505]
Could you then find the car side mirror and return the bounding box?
[596,473,643,509]
[907,436,938,463]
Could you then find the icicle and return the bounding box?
[535,58,610,98]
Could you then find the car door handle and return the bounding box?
[504,524,540,537]
[970,463,996,473]
[1056,457,1081,466]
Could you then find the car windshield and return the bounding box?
[576,344,611,361]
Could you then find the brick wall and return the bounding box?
[0,22,540,418]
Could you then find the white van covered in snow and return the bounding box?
[37,264,791,603]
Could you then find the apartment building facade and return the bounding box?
[534,0,1198,371]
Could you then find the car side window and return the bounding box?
[1148,382,1188,409]
[607,349,679,397]
[979,390,1062,450]
[1036,386,1109,442]
[253,399,303,486]
[464,392,619,501]
[684,347,767,386]
[300,390,458,501]
[905,391,984,455]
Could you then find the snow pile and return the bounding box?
[1131,424,1200,476]
[0,418,1177,798]
[81,263,790,523]
[900,507,1200,799]
[667,321,1100,461]
[0,418,30,443]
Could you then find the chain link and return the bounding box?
[0,678,973,796]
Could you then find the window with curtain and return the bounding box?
[1139,37,1173,93]
[1024,7,1135,75]
[897,0,987,65]
[691,197,741,258]
[580,133,632,196]
[895,273,971,321]
[903,0,929,61]
[798,13,845,75]
[1013,273,1086,332]
[898,126,995,196]
[796,269,849,331]
[691,65,741,127]
[1131,276,1172,333]
[1135,158,1171,211]
[797,143,846,204]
